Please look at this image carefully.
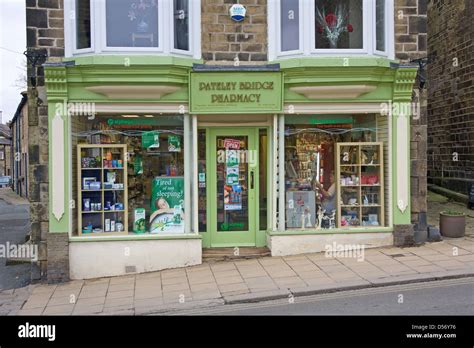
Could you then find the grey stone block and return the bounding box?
[427,225,442,242]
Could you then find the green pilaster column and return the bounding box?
[392,67,418,225]
[45,66,70,233]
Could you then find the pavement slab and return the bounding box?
[6,237,473,315]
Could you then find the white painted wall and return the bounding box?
[69,239,202,279]
[268,233,393,256]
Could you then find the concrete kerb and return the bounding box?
[144,298,226,315]
[223,289,291,305]
[222,272,474,306]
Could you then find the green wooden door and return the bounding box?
[208,128,258,247]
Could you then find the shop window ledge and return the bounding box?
[267,227,393,236]
[69,233,202,242]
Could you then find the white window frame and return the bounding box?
[276,0,304,58]
[99,0,165,53]
[374,0,394,58]
[170,0,199,57]
[66,0,95,56]
[268,0,395,61]
[64,0,201,59]
[310,0,369,55]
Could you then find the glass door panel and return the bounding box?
[216,136,249,232]
[209,128,257,247]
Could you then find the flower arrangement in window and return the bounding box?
[316,4,354,48]
[128,0,158,33]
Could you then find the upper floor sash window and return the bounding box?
[269,0,394,60]
[65,0,200,58]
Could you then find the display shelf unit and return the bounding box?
[336,142,384,228]
[77,144,128,236]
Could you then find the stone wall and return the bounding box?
[394,0,428,244]
[427,0,474,195]
[26,0,67,282]
[0,144,11,177]
[201,0,267,63]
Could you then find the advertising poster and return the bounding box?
[226,167,239,185]
[149,177,185,234]
[224,184,242,211]
[142,131,160,149]
[224,138,240,150]
[168,135,182,152]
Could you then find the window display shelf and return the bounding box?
[336,142,384,229]
[77,144,128,236]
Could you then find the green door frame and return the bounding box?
[206,127,259,247]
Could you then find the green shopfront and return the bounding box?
[44,56,417,279]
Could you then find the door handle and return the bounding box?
[250,170,255,190]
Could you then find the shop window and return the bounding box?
[315,0,363,49]
[173,0,189,51]
[197,129,207,232]
[66,0,200,58]
[76,0,91,49]
[268,0,394,60]
[73,115,185,236]
[284,115,387,230]
[375,0,386,52]
[280,0,300,53]
[106,0,159,48]
[259,129,268,230]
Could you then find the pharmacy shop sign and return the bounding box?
[190,72,283,114]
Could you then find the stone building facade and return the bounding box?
[394,0,428,245]
[9,92,30,197]
[0,124,12,177]
[201,0,267,62]
[427,0,474,196]
[26,0,427,282]
[26,0,65,282]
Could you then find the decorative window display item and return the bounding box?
[82,223,93,234]
[89,181,101,190]
[368,214,379,226]
[315,0,362,49]
[106,172,116,184]
[83,198,91,211]
[168,135,181,152]
[83,177,96,190]
[133,208,146,233]
[149,177,185,234]
[286,191,316,228]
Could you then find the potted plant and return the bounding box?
[439,210,466,238]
